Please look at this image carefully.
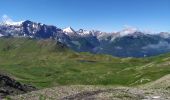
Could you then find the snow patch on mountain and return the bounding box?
[63,27,80,37]
[119,27,138,36]
[77,29,93,37]
[63,27,75,33]
[0,33,4,37]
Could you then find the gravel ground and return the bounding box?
[6,85,170,100]
[5,75,170,100]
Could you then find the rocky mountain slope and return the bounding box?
[1,19,170,57]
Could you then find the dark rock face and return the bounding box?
[0,74,36,98]
[22,20,62,39]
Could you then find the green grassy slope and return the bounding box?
[0,37,170,88]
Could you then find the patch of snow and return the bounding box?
[0,34,4,37]
[63,27,75,33]
[151,96,161,99]
[32,24,35,28]
[77,29,94,36]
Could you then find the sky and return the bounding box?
[0,0,170,32]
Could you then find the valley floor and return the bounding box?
[1,38,170,100]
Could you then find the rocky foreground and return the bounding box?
[0,74,36,99]
[1,74,170,100]
[6,75,170,100]
[6,86,169,100]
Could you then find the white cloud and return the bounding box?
[1,14,23,26]
[2,14,13,23]
[123,25,138,30]
[119,25,138,36]
[142,41,170,49]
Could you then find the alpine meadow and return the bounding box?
[0,0,170,99]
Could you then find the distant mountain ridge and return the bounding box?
[0,20,170,57]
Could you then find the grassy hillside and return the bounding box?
[0,37,170,88]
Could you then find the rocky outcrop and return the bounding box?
[0,74,36,98]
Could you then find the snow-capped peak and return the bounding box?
[119,27,138,36]
[63,27,75,33]
[1,15,23,26]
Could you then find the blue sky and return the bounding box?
[0,0,170,32]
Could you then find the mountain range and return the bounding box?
[0,19,170,57]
